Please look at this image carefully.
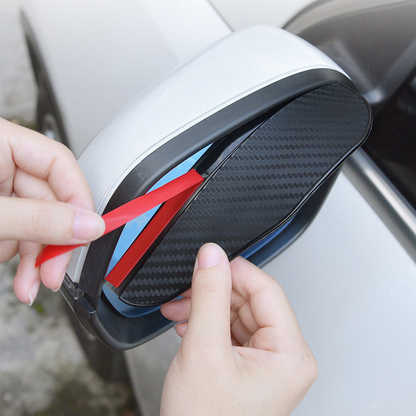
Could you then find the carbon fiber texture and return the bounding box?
[120,83,370,306]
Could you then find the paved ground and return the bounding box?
[0,259,134,416]
[0,1,135,415]
[0,0,36,123]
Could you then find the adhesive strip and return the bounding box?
[105,182,201,289]
[35,170,204,267]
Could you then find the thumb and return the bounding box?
[0,196,105,245]
[182,243,232,352]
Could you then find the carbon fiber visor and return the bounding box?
[111,83,371,306]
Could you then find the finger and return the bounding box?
[13,242,41,305]
[1,119,94,209]
[39,251,72,291]
[0,120,16,196]
[175,322,188,338]
[181,243,232,353]
[179,287,191,298]
[230,256,305,352]
[160,297,191,322]
[231,333,242,347]
[13,241,70,304]
[230,293,258,346]
[231,290,259,334]
[230,314,254,347]
[0,196,105,245]
[0,240,18,263]
[13,171,69,281]
[14,168,56,201]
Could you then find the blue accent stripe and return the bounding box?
[107,146,210,274]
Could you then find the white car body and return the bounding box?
[19,1,416,415]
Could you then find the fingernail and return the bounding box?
[27,280,40,307]
[52,272,66,293]
[72,211,105,242]
[197,243,224,269]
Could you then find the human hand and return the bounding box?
[160,243,318,416]
[0,118,105,305]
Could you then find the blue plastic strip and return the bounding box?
[104,146,210,317]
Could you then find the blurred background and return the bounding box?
[0,1,135,415]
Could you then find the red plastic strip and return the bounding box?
[105,182,200,288]
[35,170,204,267]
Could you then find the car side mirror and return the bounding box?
[61,26,371,350]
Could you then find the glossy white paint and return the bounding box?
[126,171,416,416]
[266,172,416,416]
[68,26,345,282]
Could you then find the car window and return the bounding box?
[363,73,416,210]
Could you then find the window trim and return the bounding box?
[343,149,416,262]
